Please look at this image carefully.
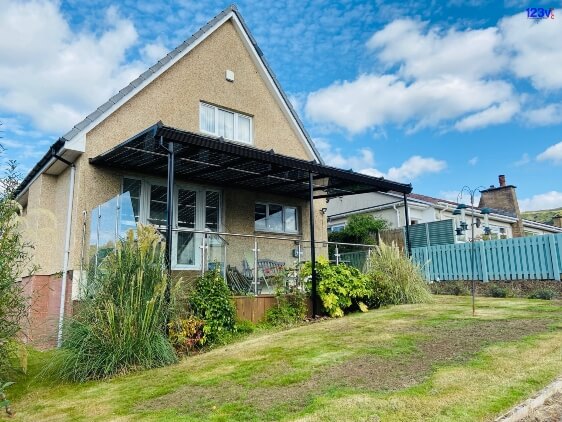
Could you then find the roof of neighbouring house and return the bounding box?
[15,4,323,198]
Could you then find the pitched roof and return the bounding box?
[16,4,323,198]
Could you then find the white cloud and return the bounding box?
[519,191,562,211]
[366,19,506,80]
[468,156,478,165]
[305,16,518,134]
[314,138,445,182]
[514,153,530,166]
[500,13,562,90]
[306,74,513,133]
[537,141,562,164]
[306,12,562,134]
[454,101,519,131]
[0,1,147,134]
[313,138,375,170]
[383,156,447,182]
[140,41,168,63]
[525,104,562,126]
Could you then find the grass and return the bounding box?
[7,296,562,421]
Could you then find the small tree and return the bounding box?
[0,140,32,379]
[329,214,389,254]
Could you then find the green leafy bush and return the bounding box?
[234,319,255,335]
[365,242,431,308]
[301,257,369,317]
[489,284,510,298]
[0,158,33,378]
[168,316,205,355]
[431,281,470,296]
[54,226,177,381]
[265,293,308,326]
[0,381,14,416]
[528,288,555,300]
[188,268,236,344]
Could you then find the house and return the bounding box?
[15,5,411,347]
[327,175,562,242]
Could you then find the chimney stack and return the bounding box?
[499,174,506,187]
[553,214,562,228]
[479,174,524,237]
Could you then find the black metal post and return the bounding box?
[309,171,318,317]
[403,193,412,257]
[165,140,175,276]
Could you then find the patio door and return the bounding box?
[134,177,221,270]
[174,188,200,269]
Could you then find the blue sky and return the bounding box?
[1,0,562,210]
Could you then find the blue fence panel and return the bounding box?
[413,234,562,281]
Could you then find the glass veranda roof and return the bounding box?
[89,123,413,199]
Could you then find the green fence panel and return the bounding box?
[413,234,562,281]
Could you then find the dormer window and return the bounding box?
[200,102,252,144]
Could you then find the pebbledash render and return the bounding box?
[15,5,412,347]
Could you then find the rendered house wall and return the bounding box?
[20,19,323,276]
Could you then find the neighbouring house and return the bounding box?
[15,5,412,347]
[327,175,562,243]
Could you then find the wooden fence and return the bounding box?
[411,234,562,282]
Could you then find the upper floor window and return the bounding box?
[200,102,252,144]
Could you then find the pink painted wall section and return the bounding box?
[22,272,73,349]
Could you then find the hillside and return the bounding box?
[522,207,562,225]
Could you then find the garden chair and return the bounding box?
[226,265,256,295]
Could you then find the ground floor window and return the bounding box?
[328,223,345,233]
[122,177,221,269]
[254,203,298,233]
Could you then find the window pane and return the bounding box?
[237,115,251,143]
[205,191,220,231]
[284,207,297,232]
[177,232,196,266]
[148,185,167,226]
[217,109,234,139]
[177,189,197,228]
[200,104,215,133]
[254,203,267,230]
[268,204,283,232]
[122,178,141,223]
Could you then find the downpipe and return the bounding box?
[56,163,76,348]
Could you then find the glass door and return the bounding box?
[174,188,199,268]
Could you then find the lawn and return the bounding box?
[7,296,562,421]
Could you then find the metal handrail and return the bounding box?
[162,226,377,248]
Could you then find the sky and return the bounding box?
[1,0,562,211]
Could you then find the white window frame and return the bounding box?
[254,202,299,234]
[328,223,345,233]
[199,102,253,144]
[122,176,222,270]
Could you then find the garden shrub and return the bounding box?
[0,381,14,416]
[528,288,555,300]
[265,293,308,326]
[168,316,205,355]
[234,319,255,334]
[301,257,369,317]
[265,269,308,326]
[489,284,510,298]
[431,281,470,296]
[0,157,34,380]
[365,242,431,308]
[54,225,177,381]
[187,268,236,344]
